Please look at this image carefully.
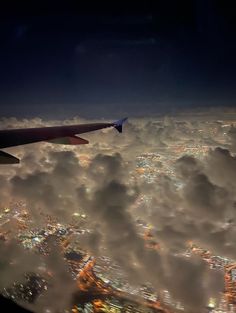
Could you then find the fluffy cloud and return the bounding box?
[0,240,42,290]
[74,152,223,312]
[32,237,77,313]
[0,114,233,312]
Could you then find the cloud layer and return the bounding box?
[1,113,235,312]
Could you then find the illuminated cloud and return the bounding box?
[0,113,233,311]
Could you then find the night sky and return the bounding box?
[0,1,236,119]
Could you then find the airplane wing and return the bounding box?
[0,117,128,164]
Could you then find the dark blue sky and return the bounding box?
[0,1,236,119]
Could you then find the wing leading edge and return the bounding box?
[0,118,128,164]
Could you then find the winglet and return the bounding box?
[113,117,128,133]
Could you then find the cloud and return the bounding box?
[74,150,224,312]
[228,125,236,152]
[0,114,232,312]
[206,147,236,190]
[32,237,77,313]
[163,255,220,313]
[144,148,236,258]
[0,240,42,290]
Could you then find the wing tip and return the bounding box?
[113,117,128,133]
